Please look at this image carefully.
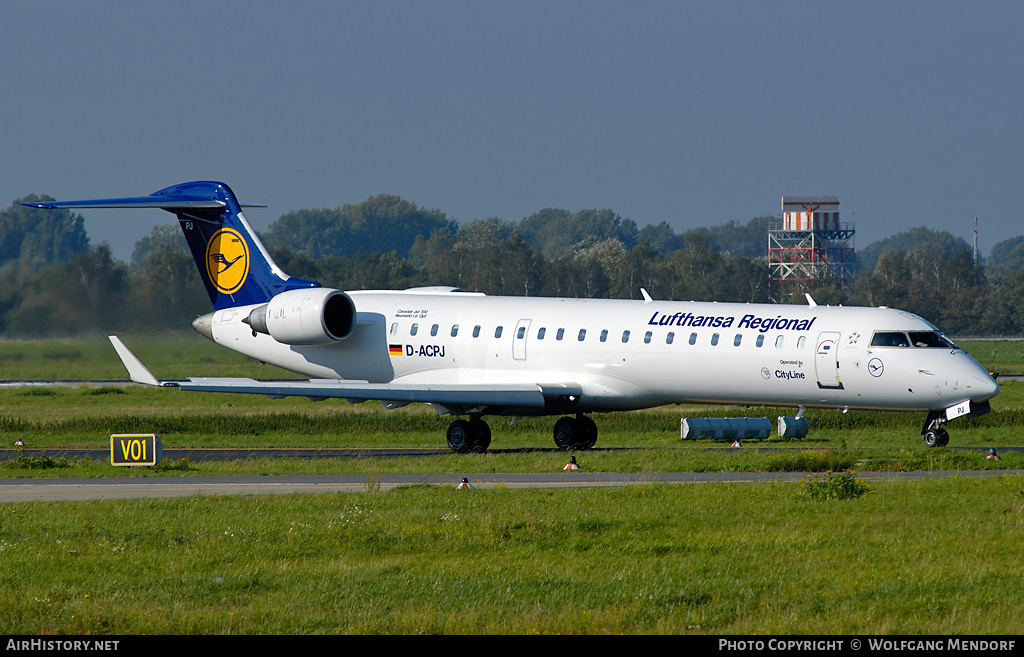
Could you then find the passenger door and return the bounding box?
[815,332,844,389]
[513,319,532,361]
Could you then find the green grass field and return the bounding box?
[958,339,1024,375]
[1,334,1022,634]
[0,333,300,380]
[2,478,1022,634]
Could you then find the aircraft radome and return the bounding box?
[24,181,999,451]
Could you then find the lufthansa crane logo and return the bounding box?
[205,228,249,294]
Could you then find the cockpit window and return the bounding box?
[908,331,954,348]
[871,331,955,348]
[870,332,910,347]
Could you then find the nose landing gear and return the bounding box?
[922,426,950,448]
[922,411,950,448]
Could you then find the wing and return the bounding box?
[108,337,581,415]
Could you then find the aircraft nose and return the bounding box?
[970,370,999,402]
[961,353,999,401]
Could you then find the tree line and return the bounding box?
[1,193,1021,338]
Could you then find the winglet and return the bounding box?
[108,336,161,386]
[805,293,817,308]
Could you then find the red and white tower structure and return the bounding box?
[768,196,855,301]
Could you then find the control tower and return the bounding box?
[768,196,855,301]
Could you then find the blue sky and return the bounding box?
[2,1,1021,262]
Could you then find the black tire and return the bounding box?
[469,418,491,452]
[935,427,950,447]
[578,415,598,449]
[553,416,577,449]
[447,419,473,453]
[923,429,940,448]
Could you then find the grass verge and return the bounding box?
[1,476,1022,634]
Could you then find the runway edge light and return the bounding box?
[110,434,162,467]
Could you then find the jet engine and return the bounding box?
[244,288,356,345]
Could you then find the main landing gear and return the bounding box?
[444,414,598,453]
[553,415,598,450]
[446,417,491,453]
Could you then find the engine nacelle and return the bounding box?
[245,288,356,345]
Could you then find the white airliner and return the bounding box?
[25,181,999,450]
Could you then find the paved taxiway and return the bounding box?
[2,469,1022,502]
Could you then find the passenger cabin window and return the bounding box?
[473,325,481,338]
[494,326,503,339]
[734,334,742,347]
[775,335,784,348]
[666,332,674,344]
[537,327,546,340]
[600,329,608,342]
[578,329,586,341]
[430,324,439,337]
[870,332,910,347]
[451,325,459,337]
[410,323,419,336]
[689,333,697,345]
[756,335,764,348]
[797,336,806,349]
[622,330,630,343]
[711,333,720,346]
[390,323,398,335]
[556,328,565,341]
[644,331,652,344]
[517,326,526,339]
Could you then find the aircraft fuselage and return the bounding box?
[199,290,998,417]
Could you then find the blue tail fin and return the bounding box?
[153,181,319,309]
[23,181,319,309]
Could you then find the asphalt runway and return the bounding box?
[4,445,1023,464]
[2,468,1022,502]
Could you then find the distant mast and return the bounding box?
[973,217,978,263]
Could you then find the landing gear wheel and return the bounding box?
[447,420,472,453]
[553,416,577,449]
[468,418,491,452]
[578,415,598,449]
[447,418,491,453]
[553,416,598,449]
[923,427,950,448]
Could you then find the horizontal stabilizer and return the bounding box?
[21,197,265,210]
[23,197,224,210]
